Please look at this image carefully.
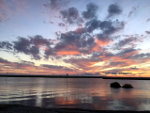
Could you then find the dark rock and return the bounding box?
[122,84,133,88]
[110,82,121,88]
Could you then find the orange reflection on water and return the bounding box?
[55,97,79,105]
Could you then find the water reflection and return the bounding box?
[0,77,150,111]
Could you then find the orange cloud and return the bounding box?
[93,38,110,51]
[95,39,110,46]
[57,50,80,55]
[0,58,77,75]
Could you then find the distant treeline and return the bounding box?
[0,74,101,78]
[0,74,150,80]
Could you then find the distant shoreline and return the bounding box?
[0,74,150,80]
[0,74,101,78]
[101,76,150,80]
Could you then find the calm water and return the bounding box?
[0,77,150,111]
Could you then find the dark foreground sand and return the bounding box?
[0,104,150,113]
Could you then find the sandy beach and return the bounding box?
[0,104,150,113]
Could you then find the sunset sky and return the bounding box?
[0,0,150,77]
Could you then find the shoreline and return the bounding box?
[0,74,101,78]
[0,74,150,80]
[0,104,150,113]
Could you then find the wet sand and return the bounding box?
[0,104,150,113]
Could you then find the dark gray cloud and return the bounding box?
[85,18,124,36]
[42,64,64,69]
[14,37,31,54]
[102,20,124,35]
[96,33,110,42]
[44,47,54,59]
[30,35,51,46]
[96,20,124,41]
[107,4,122,17]
[0,57,9,63]
[131,53,150,60]
[29,46,40,60]
[0,41,13,50]
[13,37,41,60]
[117,48,137,59]
[109,61,128,67]
[79,72,100,76]
[145,31,150,34]
[82,3,98,19]
[115,37,137,49]
[21,60,34,65]
[119,48,136,55]
[104,69,131,75]
[85,19,101,32]
[130,67,138,70]
[55,29,95,54]
[60,7,83,24]
[95,21,115,41]
[13,35,52,60]
[55,31,82,51]
[41,64,72,71]
[99,21,112,30]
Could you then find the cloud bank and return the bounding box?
[0,1,150,76]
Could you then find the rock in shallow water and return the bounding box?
[110,82,121,88]
[122,84,133,88]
